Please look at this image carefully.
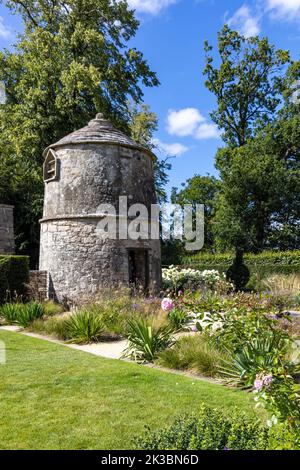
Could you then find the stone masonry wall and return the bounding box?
[40,218,161,303]
[28,271,48,302]
[0,205,15,255]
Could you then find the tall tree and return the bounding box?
[0,0,159,264]
[204,25,290,148]
[172,175,220,251]
[204,26,291,254]
[128,102,171,204]
[214,110,300,252]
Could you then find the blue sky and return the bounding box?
[1,0,300,195]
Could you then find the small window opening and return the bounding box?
[43,149,59,183]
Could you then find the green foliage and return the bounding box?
[254,370,300,432]
[226,252,250,290]
[220,333,294,388]
[214,118,300,252]
[0,256,29,303]
[0,302,23,324]
[14,302,44,327]
[171,175,220,249]
[184,250,300,267]
[204,25,289,147]
[128,101,171,203]
[203,26,300,253]
[295,293,300,308]
[64,310,104,344]
[124,318,175,362]
[181,251,300,285]
[205,307,291,355]
[0,0,159,258]
[28,316,69,340]
[268,423,300,450]
[0,301,44,326]
[168,308,191,331]
[42,301,65,317]
[136,404,269,450]
[158,335,228,378]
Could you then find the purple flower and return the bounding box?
[254,377,264,391]
[263,374,273,388]
[161,298,174,312]
[254,372,273,391]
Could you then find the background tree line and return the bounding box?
[172,26,300,261]
[0,2,299,266]
[0,0,168,267]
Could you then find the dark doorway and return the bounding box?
[128,249,149,292]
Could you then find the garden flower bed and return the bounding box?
[0,270,300,449]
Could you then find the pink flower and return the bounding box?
[263,374,273,388]
[161,298,174,312]
[254,373,273,391]
[254,376,264,391]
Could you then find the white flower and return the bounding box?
[211,321,224,332]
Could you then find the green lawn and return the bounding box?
[0,330,256,450]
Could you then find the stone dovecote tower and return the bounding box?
[39,114,162,302]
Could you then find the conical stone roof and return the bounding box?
[44,113,155,159]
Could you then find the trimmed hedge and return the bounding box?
[0,256,30,303]
[179,251,300,279]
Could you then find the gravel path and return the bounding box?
[0,325,128,360]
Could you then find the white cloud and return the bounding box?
[126,0,178,15]
[154,139,189,156]
[195,123,221,140]
[266,0,300,20]
[166,107,220,141]
[227,4,260,37]
[167,108,205,137]
[0,17,11,39]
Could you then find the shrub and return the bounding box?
[28,316,69,340]
[15,302,44,327]
[71,293,163,337]
[0,301,44,327]
[162,266,232,294]
[219,333,295,388]
[168,308,191,330]
[158,335,228,378]
[181,251,300,287]
[64,310,104,344]
[253,369,300,433]
[42,301,65,317]
[0,256,29,303]
[268,423,300,450]
[0,302,24,324]
[199,307,291,354]
[123,318,175,362]
[226,252,250,290]
[135,404,269,450]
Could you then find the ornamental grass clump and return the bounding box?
[123,318,175,362]
[0,301,44,327]
[158,335,228,378]
[15,302,44,327]
[0,302,24,324]
[64,310,104,344]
